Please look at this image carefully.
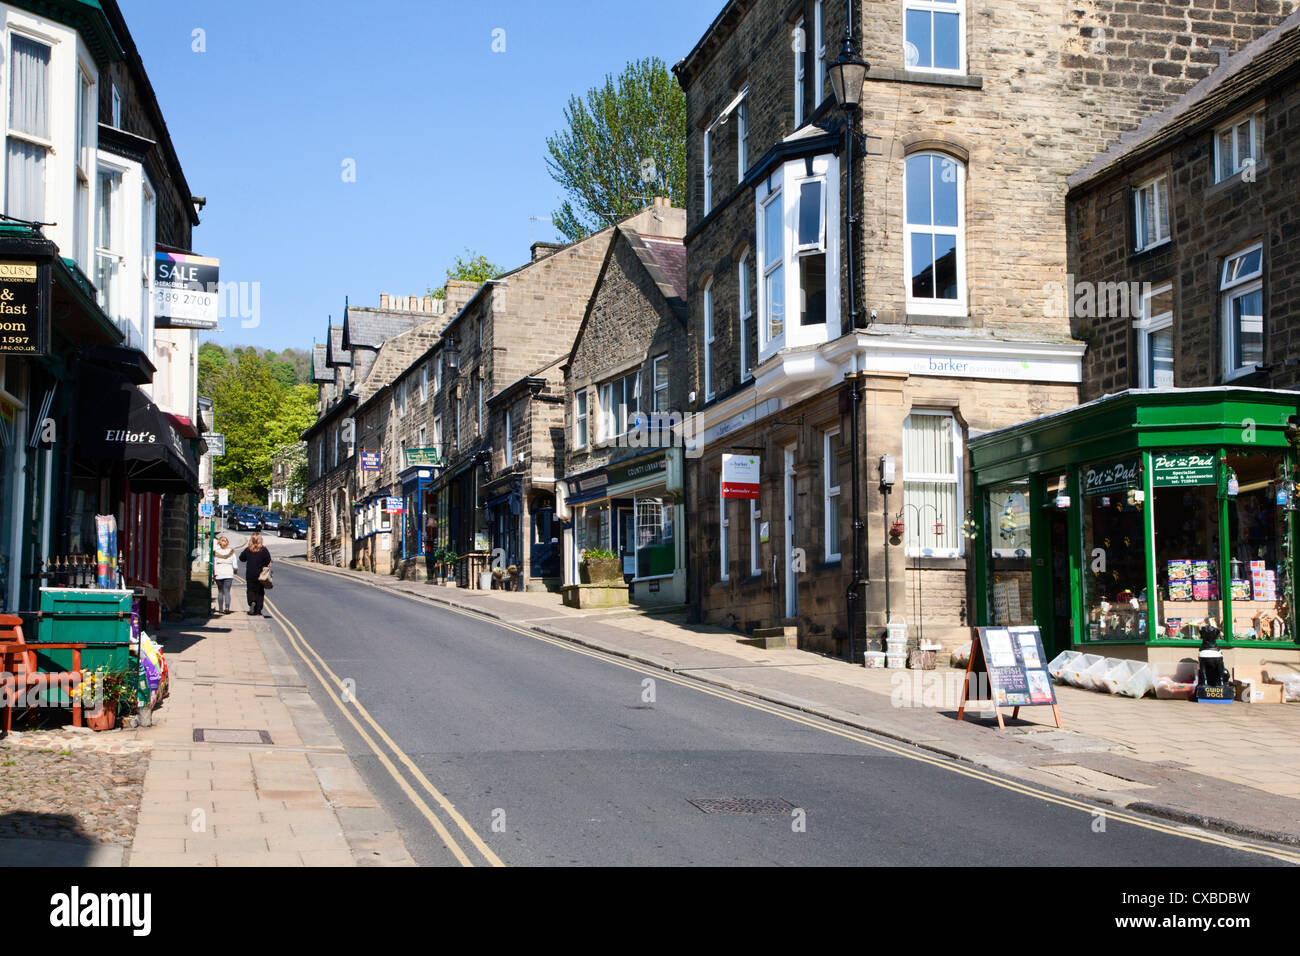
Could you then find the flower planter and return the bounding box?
[580,557,623,586]
[86,707,116,732]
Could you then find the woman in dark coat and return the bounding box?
[239,533,272,616]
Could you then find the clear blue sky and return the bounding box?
[118,0,718,353]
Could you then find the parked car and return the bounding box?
[230,509,261,532]
[260,512,283,531]
[278,518,307,539]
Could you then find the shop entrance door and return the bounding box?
[617,506,635,579]
[1049,510,1072,657]
[783,445,798,619]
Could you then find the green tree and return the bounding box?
[430,250,502,299]
[197,342,229,398]
[545,57,686,242]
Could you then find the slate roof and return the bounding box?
[325,325,350,367]
[343,306,434,350]
[311,344,331,383]
[355,319,442,407]
[1069,9,1300,191]
[622,228,687,322]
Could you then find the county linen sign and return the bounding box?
[0,260,47,356]
[155,251,220,329]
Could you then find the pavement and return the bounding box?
[292,556,1300,849]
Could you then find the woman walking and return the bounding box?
[239,533,272,616]
[214,535,237,614]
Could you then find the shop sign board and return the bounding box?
[721,454,761,500]
[203,432,225,457]
[0,260,48,356]
[384,496,403,514]
[360,451,381,472]
[404,447,442,467]
[1083,456,1140,497]
[1152,450,1216,487]
[958,626,1061,729]
[609,452,666,489]
[155,251,220,328]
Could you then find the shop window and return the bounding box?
[902,411,962,556]
[905,153,965,315]
[823,428,843,562]
[1214,110,1264,183]
[1081,456,1147,641]
[905,0,964,73]
[1221,242,1263,380]
[1132,174,1170,252]
[988,481,1032,626]
[1150,452,1224,641]
[576,503,610,558]
[636,496,674,578]
[1136,282,1174,388]
[750,499,762,577]
[1224,450,1293,642]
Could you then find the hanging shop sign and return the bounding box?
[384,496,403,514]
[721,453,761,500]
[203,432,225,457]
[404,447,442,467]
[360,451,381,472]
[1152,450,1216,487]
[0,260,48,356]
[957,626,1061,730]
[1083,456,1140,497]
[154,251,220,329]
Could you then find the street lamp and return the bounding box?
[829,2,870,664]
[443,336,461,375]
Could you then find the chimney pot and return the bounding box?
[380,293,390,309]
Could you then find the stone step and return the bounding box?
[738,626,798,649]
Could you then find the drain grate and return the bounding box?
[192,728,273,745]
[688,796,794,815]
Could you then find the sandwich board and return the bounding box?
[957,625,1062,729]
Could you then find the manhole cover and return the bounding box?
[688,797,794,814]
[192,728,273,745]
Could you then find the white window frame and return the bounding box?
[903,152,967,318]
[1220,242,1264,381]
[904,0,967,74]
[1133,174,1171,253]
[433,416,443,459]
[815,1,828,104]
[736,91,749,181]
[5,31,54,225]
[738,250,753,381]
[755,154,842,362]
[600,371,639,441]
[703,125,713,212]
[794,16,806,127]
[111,83,121,128]
[420,365,428,403]
[1213,109,1264,184]
[477,379,483,435]
[1134,281,1174,389]
[902,410,964,558]
[749,499,761,577]
[719,484,730,582]
[74,65,95,272]
[703,278,716,400]
[652,355,669,412]
[824,427,842,562]
[574,388,588,449]
[94,162,126,321]
[504,407,512,462]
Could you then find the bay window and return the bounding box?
[905,0,965,73]
[1221,242,1264,379]
[95,166,123,320]
[902,411,963,557]
[74,68,95,272]
[6,34,51,223]
[755,153,840,360]
[905,152,965,315]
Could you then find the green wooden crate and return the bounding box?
[35,588,133,673]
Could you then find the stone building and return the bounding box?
[1068,9,1300,397]
[673,0,1293,657]
[559,201,691,607]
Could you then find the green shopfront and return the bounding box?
[969,389,1300,667]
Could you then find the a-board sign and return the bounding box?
[957,625,1061,729]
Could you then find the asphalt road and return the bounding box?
[256,539,1284,867]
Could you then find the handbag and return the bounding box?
[258,564,274,589]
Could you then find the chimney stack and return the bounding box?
[380,293,390,309]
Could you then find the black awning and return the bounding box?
[74,363,200,494]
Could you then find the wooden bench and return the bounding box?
[0,614,90,735]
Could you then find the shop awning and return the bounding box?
[73,363,200,494]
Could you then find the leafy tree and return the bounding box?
[545,57,686,242]
[210,356,317,501]
[269,360,298,390]
[197,342,229,398]
[430,250,501,299]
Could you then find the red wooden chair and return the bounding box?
[0,614,89,735]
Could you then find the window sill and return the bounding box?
[1223,365,1262,383]
[1206,164,1266,200]
[1131,237,1173,260]
[866,67,983,89]
[904,311,972,328]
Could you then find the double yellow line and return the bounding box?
[278,561,1300,866]
[265,597,503,868]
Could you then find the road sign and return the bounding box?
[218,488,229,506]
[199,502,214,518]
[203,487,215,500]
